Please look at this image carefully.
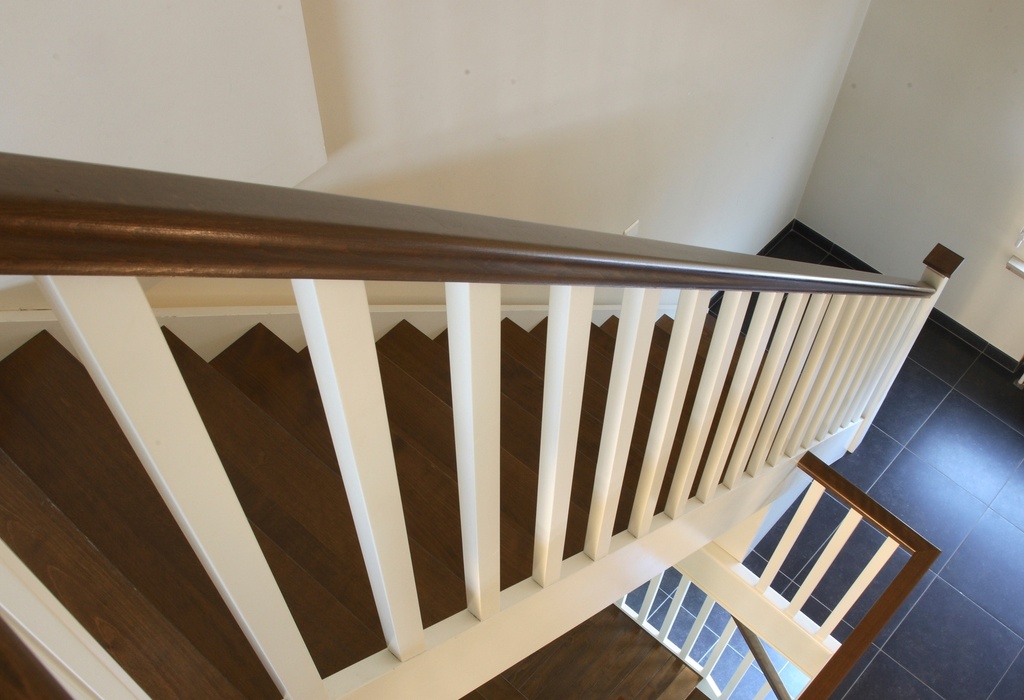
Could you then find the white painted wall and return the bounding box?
[799,0,1024,358]
[0,1,325,187]
[1,1,876,316]
[299,1,872,254]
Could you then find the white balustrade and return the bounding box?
[45,275,327,699]
[697,292,783,502]
[665,291,752,517]
[586,287,661,560]
[769,295,848,466]
[786,295,864,456]
[727,293,809,484]
[747,294,830,476]
[630,289,713,537]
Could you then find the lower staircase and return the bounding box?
[0,313,708,698]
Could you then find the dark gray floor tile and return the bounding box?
[942,510,1024,638]
[707,645,744,691]
[624,582,647,611]
[786,532,931,648]
[991,460,1024,531]
[873,360,950,444]
[658,566,683,595]
[645,598,669,630]
[764,234,829,265]
[847,564,934,648]
[868,450,985,571]
[907,392,1024,503]
[832,426,902,492]
[842,651,941,700]
[956,354,1024,436]
[832,644,879,699]
[989,648,1024,700]
[883,578,1022,699]
[909,319,981,386]
[665,609,698,649]
[783,520,886,619]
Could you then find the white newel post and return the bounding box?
[294,278,426,662]
[41,275,327,700]
[445,282,503,620]
[850,246,962,450]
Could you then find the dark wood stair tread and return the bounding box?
[0,332,277,699]
[210,324,481,605]
[470,605,700,700]
[166,328,475,667]
[0,447,250,699]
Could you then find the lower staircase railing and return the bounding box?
[618,452,939,699]
[0,153,959,699]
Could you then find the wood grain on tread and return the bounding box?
[468,605,699,700]
[0,448,247,699]
[212,325,470,616]
[0,332,278,699]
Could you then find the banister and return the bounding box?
[0,152,934,296]
[796,452,940,699]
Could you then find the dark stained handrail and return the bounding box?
[0,152,934,296]
[797,453,940,698]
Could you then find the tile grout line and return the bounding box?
[984,645,1024,700]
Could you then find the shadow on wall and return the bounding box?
[299,0,356,155]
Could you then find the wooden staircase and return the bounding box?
[0,314,708,699]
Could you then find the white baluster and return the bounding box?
[756,482,825,594]
[43,275,326,699]
[786,509,862,614]
[746,295,829,476]
[638,571,665,625]
[585,288,660,560]
[658,574,692,643]
[816,538,900,641]
[816,296,886,442]
[852,272,947,449]
[697,292,783,502]
[630,289,712,537]
[835,298,909,433]
[842,297,915,432]
[295,278,426,660]
[786,295,864,455]
[534,285,594,587]
[446,282,503,620]
[726,293,808,484]
[0,537,146,699]
[722,651,755,698]
[704,619,738,676]
[665,291,752,517]
[769,295,848,465]
[680,595,717,661]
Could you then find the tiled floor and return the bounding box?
[765,225,1024,699]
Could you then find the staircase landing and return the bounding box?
[463,606,703,700]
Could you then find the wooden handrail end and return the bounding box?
[923,244,964,278]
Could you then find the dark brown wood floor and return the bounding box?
[462,606,706,700]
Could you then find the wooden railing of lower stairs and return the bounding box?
[621,452,939,698]
[0,152,960,699]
